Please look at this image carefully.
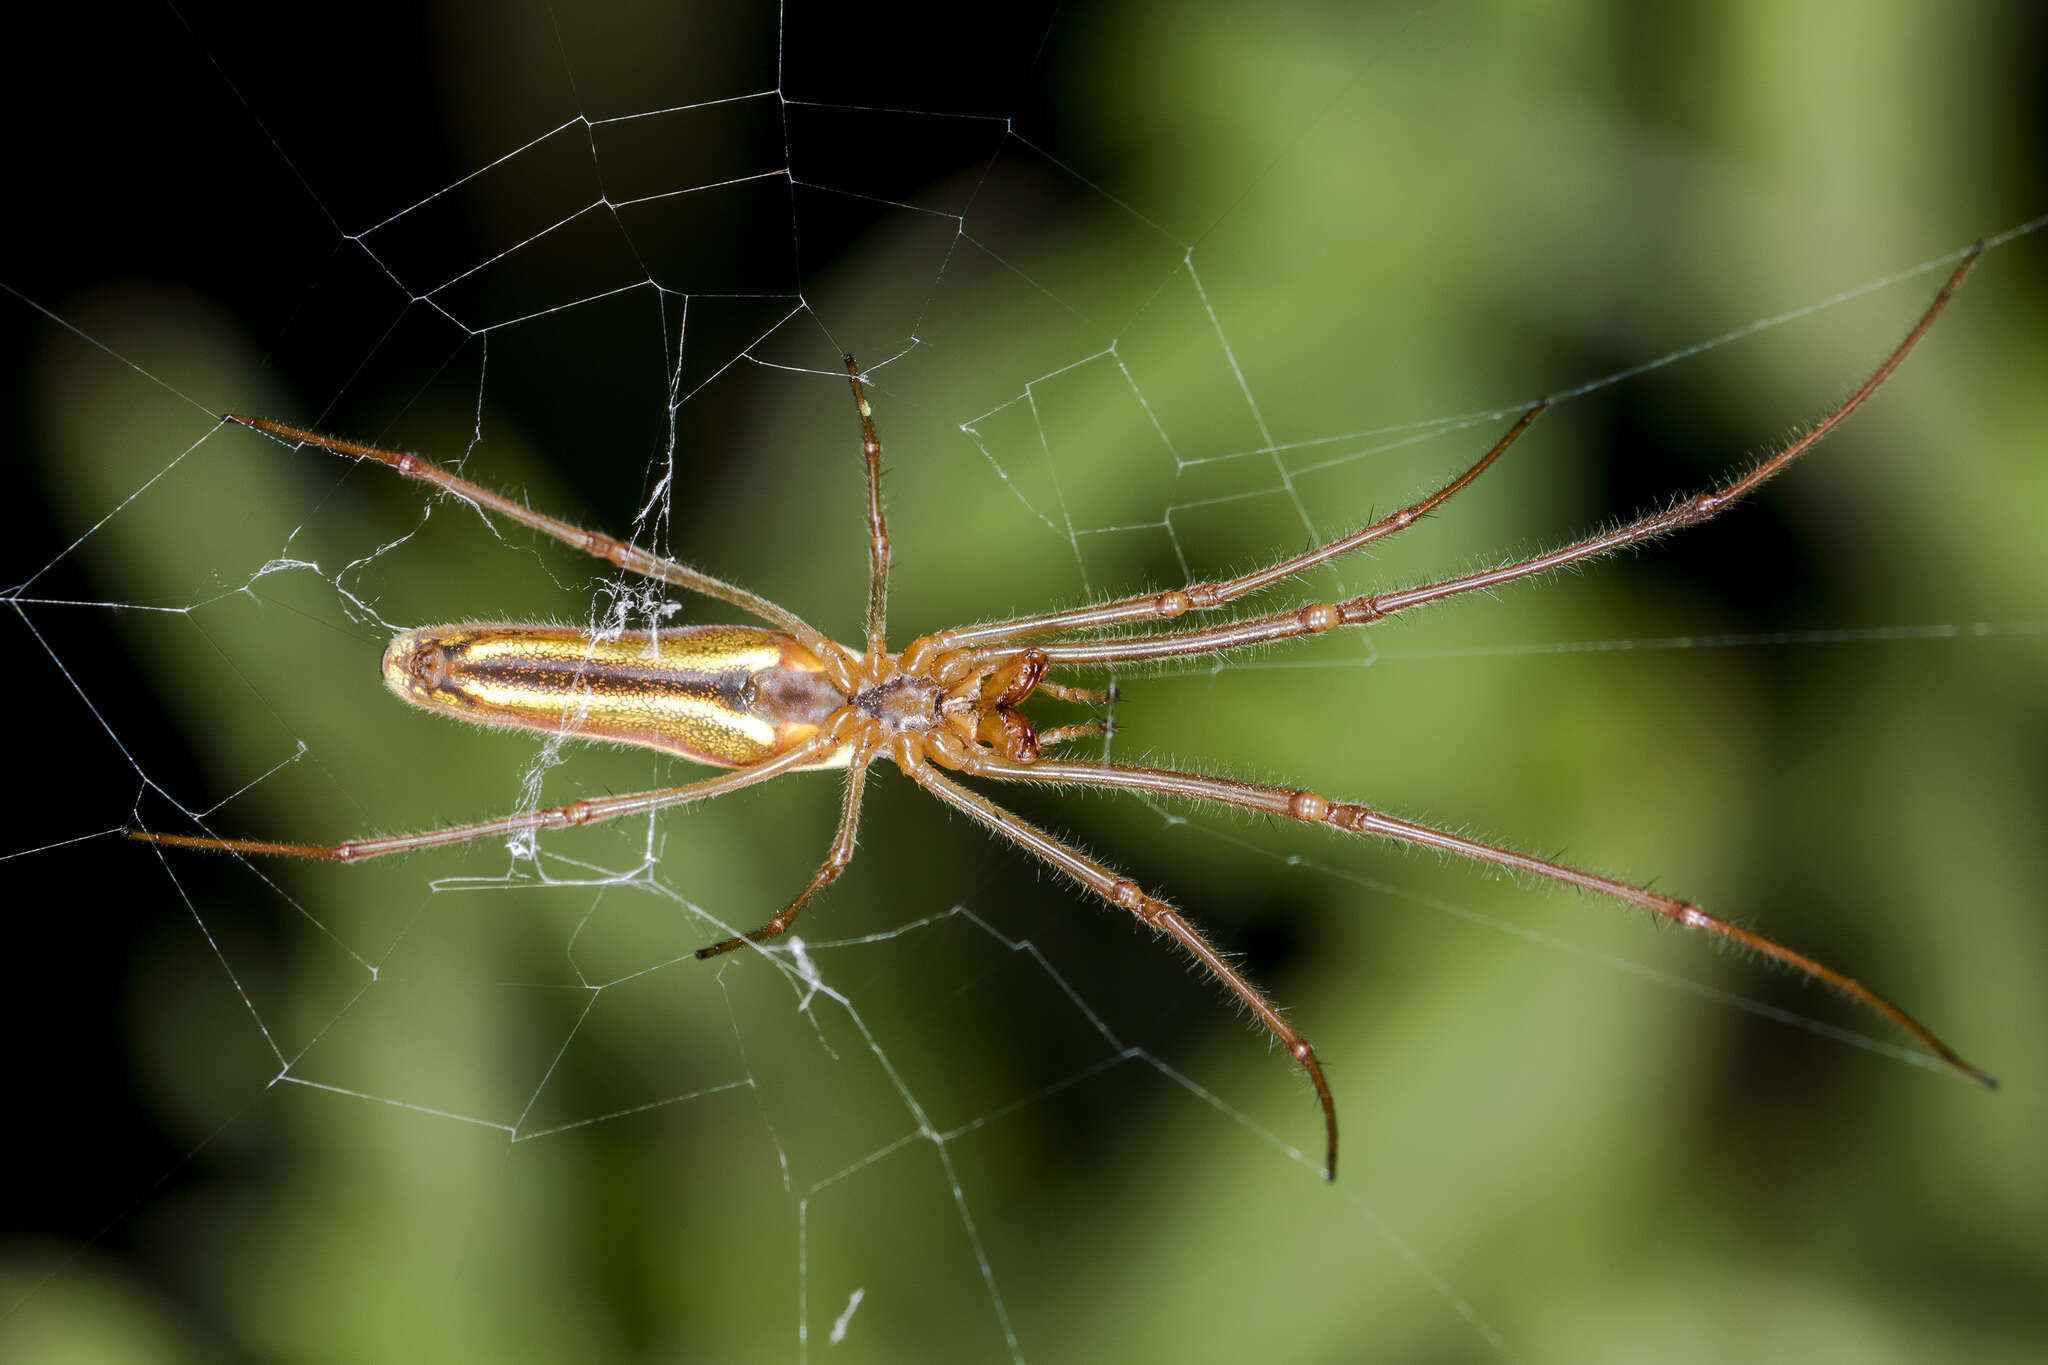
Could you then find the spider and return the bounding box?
[131,247,1995,1179]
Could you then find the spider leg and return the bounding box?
[842,355,893,663]
[126,720,854,863]
[697,728,881,958]
[948,748,1997,1090]
[221,414,851,684]
[692,350,892,959]
[997,247,1981,672]
[897,735,1340,1180]
[1037,679,1116,706]
[901,401,1547,670]
[1034,720,1113,750]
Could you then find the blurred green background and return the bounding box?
[5,2,2044,1361]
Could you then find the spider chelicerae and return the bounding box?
[131,248,1995,1178]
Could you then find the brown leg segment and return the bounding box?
[1004,250,1979,672]
[900,736,1340,1179]
[128,723,856,863]
[842,354,893,664]
[902,402,1548,669]
[697,731,880,958]
[222,413,854,688]
[956,752,1996,1090]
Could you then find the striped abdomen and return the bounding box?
[380,623,852,768]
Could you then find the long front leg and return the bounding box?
[899,402,1548,671]
[977,248,1980,673]
[939,743,1997,1090]
[896,736,1340,1180]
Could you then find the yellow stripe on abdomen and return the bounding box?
[382,623,849,767]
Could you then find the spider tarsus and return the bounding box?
[1939,244,1983,298]
[1942,1051,1999,1091]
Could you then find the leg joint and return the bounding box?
[1336,597,1383,626]
[1287,789,1329,822]
[1327,802,1374,832]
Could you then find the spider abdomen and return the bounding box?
[381,623,851,769]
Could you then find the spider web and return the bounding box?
[6,3,2047,1361]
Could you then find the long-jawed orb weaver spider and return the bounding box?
[130,248,1997,1180]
